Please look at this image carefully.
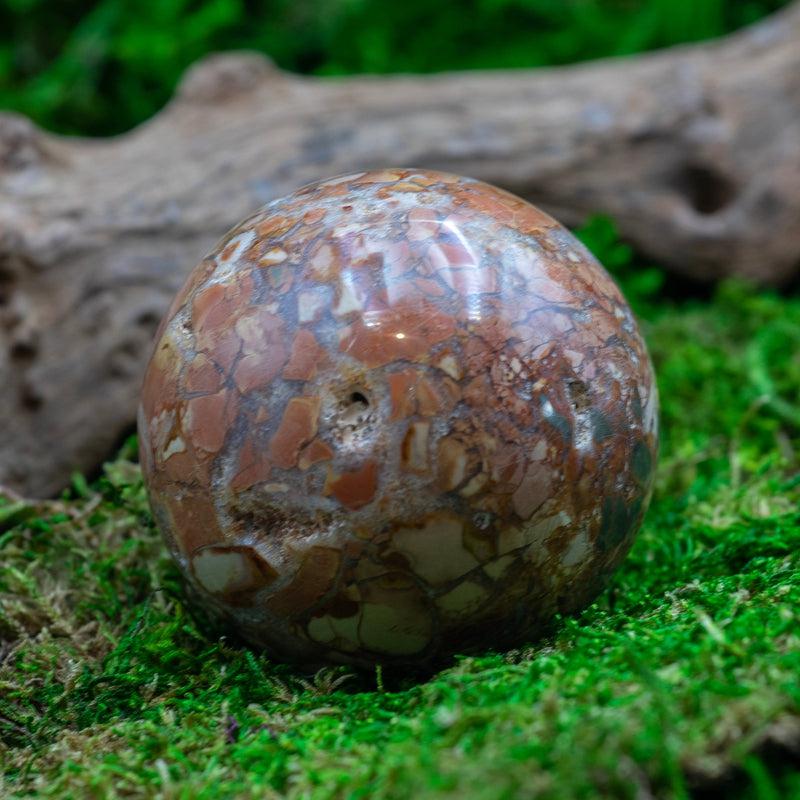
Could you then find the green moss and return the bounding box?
[0,0,791,136]
[2,221,800,797]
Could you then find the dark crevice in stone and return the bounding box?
[674,163,738,215]
[349,390,370,408]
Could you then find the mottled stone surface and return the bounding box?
[139,169,658,667]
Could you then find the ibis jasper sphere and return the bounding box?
[138,169,658,667]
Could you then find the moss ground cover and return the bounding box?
[1,219,799,798]
[0,0,790,136]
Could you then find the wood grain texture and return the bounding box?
[1,2,798,496]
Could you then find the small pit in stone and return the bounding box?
[349,391,369,408]
[337,389,372,428]
[323,384,379,449]
[567,380,591,412]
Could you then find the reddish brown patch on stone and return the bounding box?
[460,183,549,230]
[192,278,257,373]
[233,307,287,393]
[514,200,558,236]
[298,438,334,470]
[406,206,440,241]
[387,368,418,420]
[192,275,252,337]
[161,440,212,488]
[255,214,294,239]
[183,353,223,394]
[339,300,456,368]
[231,438,272,492]
[283,330,328,381]
[325,590,361,619]
[184,390,237,454]
[489,443,526,490]
[303,207,327,226]
[268,396,321,469]
[416,377,445,416]
[219,241,239,261]
[266,546,341,616]
[327,461,379,510]
[166,489,224,555]
[463,373,492,407]
[141,363,177,420]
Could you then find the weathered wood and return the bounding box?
[1,2,799,496]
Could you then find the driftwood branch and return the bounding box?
[1,2,799,496]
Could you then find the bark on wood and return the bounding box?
[1,3,799,496]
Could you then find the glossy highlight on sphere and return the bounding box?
[138,169,658,667]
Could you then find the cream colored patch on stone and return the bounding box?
[319,171,365,187]
[531,439,547,461]
[436,354,462,380]
[234,309,264,344]
[149,409,176,453]
[358,602,431,655]
[436,580,489,617]
[497,526,525,555]
[358,169,405,183]
[564,349,584,368]
[162,435,187,460]
[643,384,659,436]
[460,471,488,497]
[297,291,327,323]
[261,483,290,493]
[392,515,478,584]
[334,278,365,316]
[308,611,362,651]
[192,549,249,595]
[392,181,425,192]
[331,613,361,649]
[483,554,516,580]
[309,243,336,280]
[512,459,553,519]
[402,421,430,473]
[331,221,368,239]
[213,230,256,282]
[561,531,590,568]
[352,558,395,581]
[307,615,336,644]
[437,437,468,490]
[260,248,288,265]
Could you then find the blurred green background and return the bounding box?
[0,0,790,136]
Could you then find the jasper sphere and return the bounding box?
[138,169,658,667]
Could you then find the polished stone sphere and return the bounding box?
[139,169,658,668]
